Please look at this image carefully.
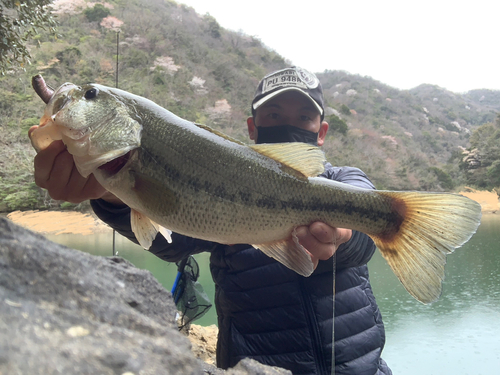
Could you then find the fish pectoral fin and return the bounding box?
[158,226,172,243]
[130,209,172,249]
[253,232,315,277]
[372,191,482,304]
[131,209,157,249]
[250,143,325,179]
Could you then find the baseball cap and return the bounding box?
[252,67,324,116]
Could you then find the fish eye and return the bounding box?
[84,88,99,100]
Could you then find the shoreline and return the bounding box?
[5,210,112,236]
[458,188,499,214]
[5,190,498,236]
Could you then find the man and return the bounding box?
[32,67,391,374]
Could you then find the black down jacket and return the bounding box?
[90,164,392,375]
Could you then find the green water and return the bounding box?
[370,215,500,374]
[46,215,500,374]
[45,230,217,327]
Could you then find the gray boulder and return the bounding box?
[0,217,290,375]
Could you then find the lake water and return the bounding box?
[45,215,500,375]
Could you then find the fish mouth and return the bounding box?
[98,151,132,176]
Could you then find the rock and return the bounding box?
[0,217,199,374]
[0,217,289,375]
[227,359,292,375]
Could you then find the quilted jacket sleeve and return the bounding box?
[90,199,219,263]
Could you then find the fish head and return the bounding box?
[31,82,142,178]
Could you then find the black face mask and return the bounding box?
[256,125,319,146]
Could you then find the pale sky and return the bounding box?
[178,0,499,93]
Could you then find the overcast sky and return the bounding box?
[178,0,499,93]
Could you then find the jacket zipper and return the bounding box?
[299,277,329,375]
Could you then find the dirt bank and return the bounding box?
[458,188,499,214]
[186,324,218,366]
[6,210,112,235]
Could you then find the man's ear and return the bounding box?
[317,121,329,146]
[247,117,257,141]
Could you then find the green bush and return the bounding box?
[60,202,79,210]
[204,14,221,38]
[327,114,348,135]
[21,117,40,133]
[122,49,149,69]
[55,47,82,64]
[1,181,40,211]
[339,104,351,116]
[429,167,454,190]
[487,160,500,187]
[84,4,111,23]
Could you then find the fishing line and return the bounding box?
[112,30,120,257]
[331,251,336,375]
[115,31,120,90]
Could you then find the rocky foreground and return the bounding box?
[0,217,290,375]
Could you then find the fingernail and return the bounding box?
[295,226,308,237]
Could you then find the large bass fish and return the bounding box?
[30,75,482,304]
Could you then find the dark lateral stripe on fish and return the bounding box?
[160,160,403,235]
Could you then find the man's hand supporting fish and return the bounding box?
[29,133,349,268]
[31,138,107,203]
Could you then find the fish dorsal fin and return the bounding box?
[194,123,325,178]
[194,123,246,145]
[250,142,325,178]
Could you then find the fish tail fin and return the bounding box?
[371,191,482,304]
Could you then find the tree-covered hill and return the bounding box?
[316,71,499,190]
[460,115,500,190]
[1,0,499,211]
